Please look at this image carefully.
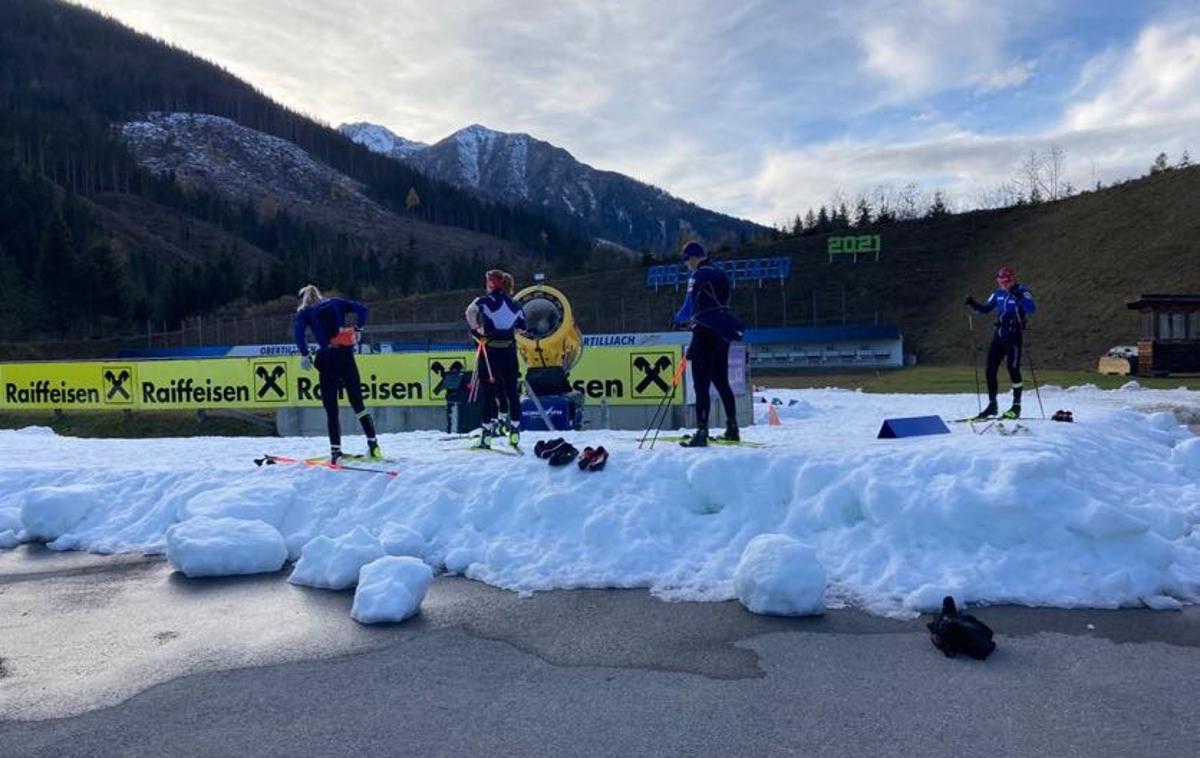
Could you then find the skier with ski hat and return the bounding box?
[965,266,1036,419]
[672,241,744,447]
[292,284,381,463]
[465,269,526,449]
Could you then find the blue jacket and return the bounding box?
[970,284,1035,335]
[674,261,744,341]
[292,297,368,357]
[467,290,526,341]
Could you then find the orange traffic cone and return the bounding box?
[767,405,781,426]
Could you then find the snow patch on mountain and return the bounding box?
[339,122,427,160]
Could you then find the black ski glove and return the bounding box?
[964,295,977,307]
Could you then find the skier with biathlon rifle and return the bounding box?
[293,284,382,463]
[965,266,1036,420]
[672,241,745,447]
[465,269,526,450]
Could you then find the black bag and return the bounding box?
[926,596,995,660]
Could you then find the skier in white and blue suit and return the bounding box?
[673,242,744,447]
[966,265,1036,420]
[465,269,526,448]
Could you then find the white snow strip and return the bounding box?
[2,385,1199,617]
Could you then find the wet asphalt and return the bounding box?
[1,545,1197,758]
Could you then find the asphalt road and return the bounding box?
[1,546,1198,757]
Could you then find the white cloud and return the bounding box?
[1065,20,1200,130]
[75,0,1200,227]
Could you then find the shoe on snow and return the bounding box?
[535,438,566,459]
[577,447,597,470]
[681,429,709,448]
[1001,405,1021,420]
[973,404,998,421]
[583,446,608,472]
[720,425,740,442]
[367,441,383,460]
[548,443,579,466]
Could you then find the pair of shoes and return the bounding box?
[1052,409,1074,423]
[534,438,567,459]
[548,443,579,466]
[577,446,608,472]
[681,428,709,447]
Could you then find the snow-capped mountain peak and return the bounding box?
[338,122,427,160]
[338,120,763,251]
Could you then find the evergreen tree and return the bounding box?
[815,206,832,233]
[853,199,872,229]
[1150,152,1171,174]
[803,209,817,234]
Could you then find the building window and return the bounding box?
[1172,313,1187,340]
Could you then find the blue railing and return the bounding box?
[646,257,792,288]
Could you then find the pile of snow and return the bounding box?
[1147,411,1180,431]
[734,534,825,616]
[380,522,427,560]
[2,385,1199,618]
[289,527,385,590]
[1173,437,1200,473]
[20,485,103,542]
[165,517,287,578]
[0,498,21,547]
[351,556,434,624]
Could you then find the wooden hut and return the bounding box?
[1126,295,1200,376]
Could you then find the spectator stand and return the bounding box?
[646,257,792,291]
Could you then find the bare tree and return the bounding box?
[1044,146,1067,200]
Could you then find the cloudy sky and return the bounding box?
[82,0,1199,225]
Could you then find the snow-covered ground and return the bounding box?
[1,383,1198,619]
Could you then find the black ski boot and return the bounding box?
[681,428,709,447]
[973,402,998,421]
[720,423,740,442]
[1001,404,1021,420]
[329,446,344,465]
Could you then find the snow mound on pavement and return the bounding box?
[734,534,825,616]
[165,516,287,577]
[351,556,433,624]
[289,526,385,590]
[20,484,104,542]
[3,387,1199,618]
[0,530,19,549]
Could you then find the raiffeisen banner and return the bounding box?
[0,345,686,411]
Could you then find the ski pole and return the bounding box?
[968,314,982,414]
[1022,325,1047,420]
[467,339,485,404]
[639,358,680,448]
[640,356,687,450]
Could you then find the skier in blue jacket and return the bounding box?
[293,284,380,462]
[673,242,744,447]
[965,266,1036,419]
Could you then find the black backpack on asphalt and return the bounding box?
[927,596,996,660]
